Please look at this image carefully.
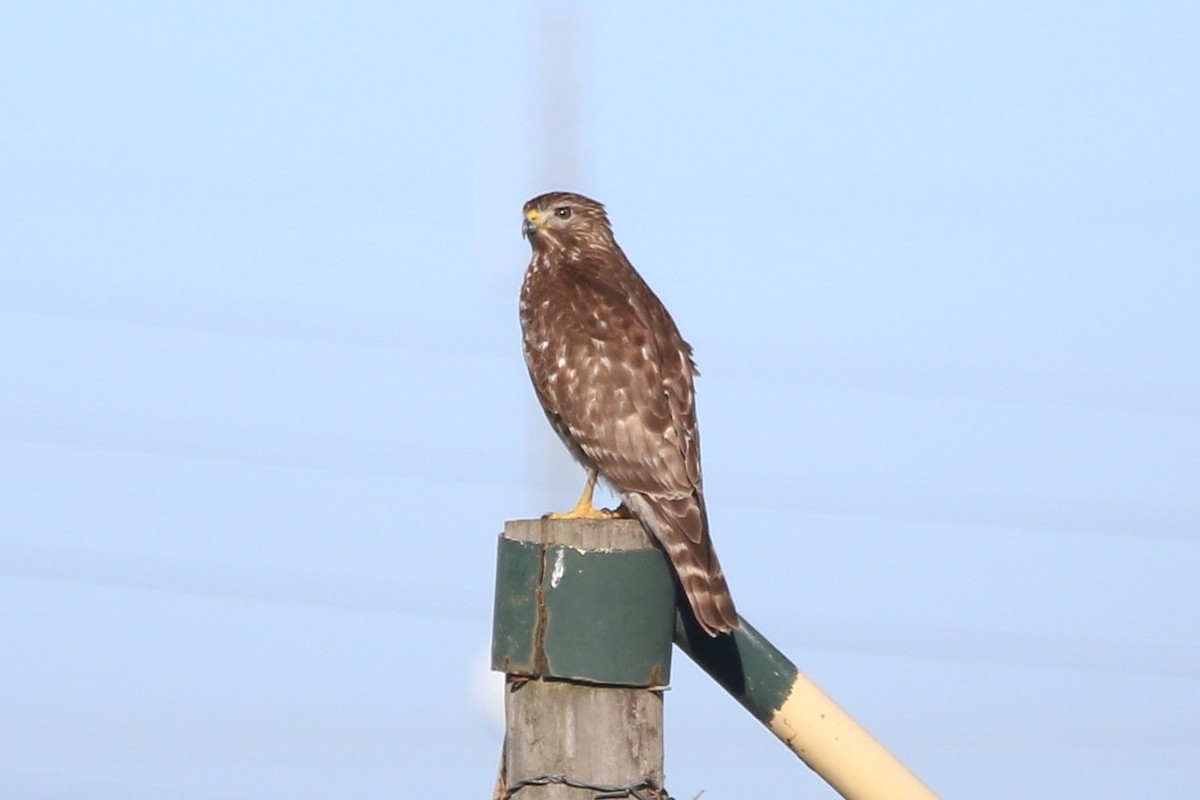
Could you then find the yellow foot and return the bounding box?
[544,505,622,520]
[541,470,634,520]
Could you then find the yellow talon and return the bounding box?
[544,470,631,520]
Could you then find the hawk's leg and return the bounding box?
[545,468,631,520]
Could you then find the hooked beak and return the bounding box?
[522,210,542,240]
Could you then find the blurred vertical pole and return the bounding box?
[538,10,582,190]
[531,9,587,511]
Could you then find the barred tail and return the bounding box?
[624,492,739,636]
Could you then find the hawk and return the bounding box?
[519,191,738,636]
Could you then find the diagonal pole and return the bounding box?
[675,611,939,800]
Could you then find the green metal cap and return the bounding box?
[491,519,675,687]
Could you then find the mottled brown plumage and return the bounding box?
[519,191,738,636]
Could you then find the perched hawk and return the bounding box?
[519,191,738,636]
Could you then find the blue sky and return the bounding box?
[2,2,1197,797]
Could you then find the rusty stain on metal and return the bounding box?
[532,543,549,676]
[648,663,665,687]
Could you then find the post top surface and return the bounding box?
[504,518,653,551]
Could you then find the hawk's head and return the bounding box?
[522,191,614,253]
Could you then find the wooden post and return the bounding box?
[494,519,671,800]
[502,680,664,800]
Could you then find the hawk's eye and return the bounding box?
[555,206,572,219]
